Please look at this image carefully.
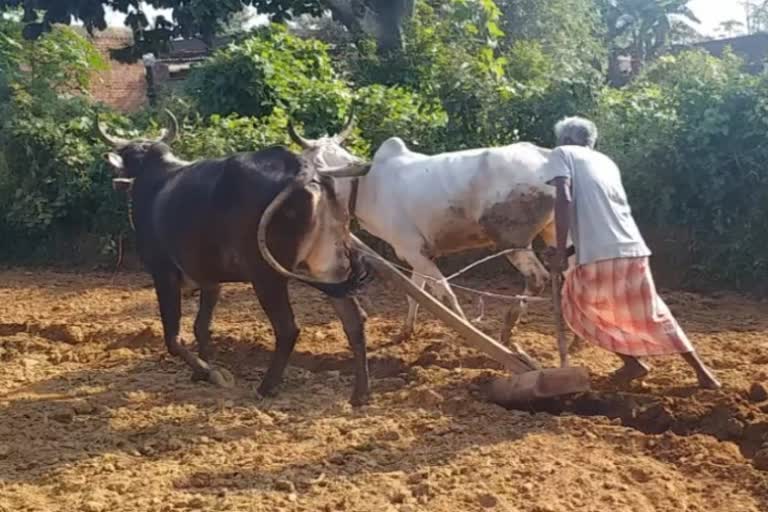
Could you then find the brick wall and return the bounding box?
[82,27,148,113]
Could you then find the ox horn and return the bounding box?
[95,116,130,147]
[334,110,355,144]
[317,162,372,179]
[287,119,312,150]
[156,109,179,144]
[257,173,350,286]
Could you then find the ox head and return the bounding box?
[257,163,372,297]
[252,111,372,296]
[96,110,180,191]
[287,112,371,179]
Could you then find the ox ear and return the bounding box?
[104,152,124,170]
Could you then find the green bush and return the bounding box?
[347,1,598,152]
[354,85,447,154]
[172,110,295,160]
[185,24,352,137]
[597,50,768,288]
[0,22,127,259]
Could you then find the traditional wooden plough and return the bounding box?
[352,235,591,404]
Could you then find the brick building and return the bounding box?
[80,27,148,112]
[78,27,228,112]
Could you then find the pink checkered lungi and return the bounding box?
[562,257,693,357]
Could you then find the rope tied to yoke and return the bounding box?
[355,244,551,304]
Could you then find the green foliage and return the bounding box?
[353,85,448,153]
[0,21,123,257]
[347,1,602,152]
[0,21,106,104]
[3,0,415,58]
[0,101,119,235]
[600,0,699,66]
[185,25,352,137]
[498,0,606,80]
[172,110,296,160]
[597,50,768,288]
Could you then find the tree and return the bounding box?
[0,19,122,244]
[220,7,261,36]
[669,18,704,45]
[743,0,768,34]
[0,0,415,54]
[601,0,700,77]
[716,19,746,39]
[497,0,606,79]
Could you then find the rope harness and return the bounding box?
[127,195,135,232]
[353,243,551,304]
[348,177,360,219]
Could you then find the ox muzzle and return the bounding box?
[306,247,373,298]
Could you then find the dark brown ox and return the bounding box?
[97,111,374,405]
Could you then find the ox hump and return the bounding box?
[373,137,410,162]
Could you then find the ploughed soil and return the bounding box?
[2,268,768,512]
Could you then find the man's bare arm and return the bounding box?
[552,176,572,269]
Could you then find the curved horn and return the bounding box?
[287,119,312,150]
[334,110,355,144]
[95,116,130,147]
[156,109,179,144]
[317,162,371,179]
[257,174,350,286]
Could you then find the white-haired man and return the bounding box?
[542,116,720,389]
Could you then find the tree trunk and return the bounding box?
[323,0,415,52]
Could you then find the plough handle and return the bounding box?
[552,271,569,368]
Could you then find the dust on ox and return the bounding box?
[288,126,557,346]
[97,111,374,405]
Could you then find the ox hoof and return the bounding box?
[198,347,217,363]
[256,382,280,399]
[208,367,235,388]
[391,329,414,344]
[350,391,371,407]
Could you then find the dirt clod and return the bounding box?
[409,388,445,408]
[72,399,96,415]
[275,480,296,493]
[51,409,75,424]
[81,501,106,512]
[476,493,499,508]
[749,382,768,403]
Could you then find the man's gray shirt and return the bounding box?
[541,145,651,266]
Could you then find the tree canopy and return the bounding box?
[0,0,415,53]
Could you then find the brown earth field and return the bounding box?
[2,268,768,512]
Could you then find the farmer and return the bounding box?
[543,116,721,389]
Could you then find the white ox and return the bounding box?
[290,124,557,344]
